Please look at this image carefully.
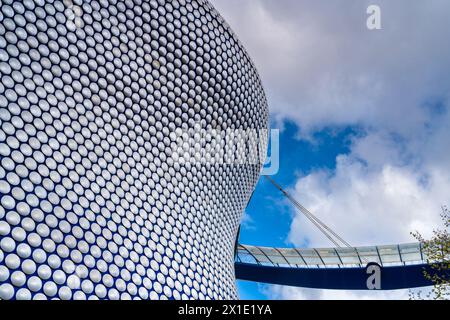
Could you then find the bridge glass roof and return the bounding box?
[236,243,426,268]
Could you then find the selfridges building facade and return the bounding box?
[0,0,268,300]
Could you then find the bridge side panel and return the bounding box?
[235,263,435,290]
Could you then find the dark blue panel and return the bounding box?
[235,263,437,290]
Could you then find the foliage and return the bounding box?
[410,206,450,300]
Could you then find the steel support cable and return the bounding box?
[287,196,343,248]
[264,175,352,248]
[288,192,352,248]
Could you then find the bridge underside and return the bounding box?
[235,262,433,290]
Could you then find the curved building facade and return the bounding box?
[0,0,268,300]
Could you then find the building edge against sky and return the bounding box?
[0,0,269,300]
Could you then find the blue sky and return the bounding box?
[240,122,355,249]
[211,0,450,299]
[237,122,356,299]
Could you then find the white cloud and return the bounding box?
[211,0,450,135]
[210,0,450,299]
[241,211,257,231]
[273,119,450,299]
[288,128,450,248]
[282,120,450,299]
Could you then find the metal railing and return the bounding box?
[236,243,426,269]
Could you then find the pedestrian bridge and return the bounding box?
[235,243,437,290]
